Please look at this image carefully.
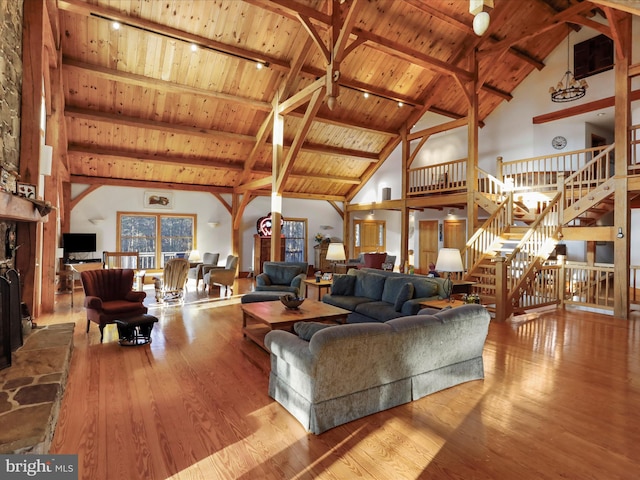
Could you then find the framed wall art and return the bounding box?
[144,191,173,209]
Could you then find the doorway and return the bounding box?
[418,220,438,274]
[353,219,386,258]
[443,219,466,252]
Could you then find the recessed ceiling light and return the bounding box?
[363,92,369,99]
[398,101,404,107]
[112,21,120,30]
[256,62,264,70]
[190,43,198,52]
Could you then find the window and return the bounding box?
[118,213,195,270]
[282,218,307,263]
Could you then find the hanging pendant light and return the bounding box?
[549,30,588,103]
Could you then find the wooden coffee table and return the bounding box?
[241,299,350,352]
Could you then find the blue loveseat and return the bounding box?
[322,268,448,323]
[255,261,308,296]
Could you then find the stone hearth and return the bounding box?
[0,323,74,454]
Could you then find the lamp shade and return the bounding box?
[435,248,464,272]
[325,243,346,262]
[188,250,201,262]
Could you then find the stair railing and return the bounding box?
[563,143,615,213]
[463,192,513,274]
[502,192,562,313]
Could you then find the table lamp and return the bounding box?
[435,248,464,301]
[325,242,346,273]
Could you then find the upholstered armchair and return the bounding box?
[187,252,220,289]
[81,268,147,342]
[255,262,308,296]
[154,258,189,303]
[363,252,387,269]
[203,255,239,295]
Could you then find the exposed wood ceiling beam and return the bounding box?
[68,144,364,183]
[254,0,514,103]
[532,88,640,124]
[250,189,345,202]
[276,86,325,192]
[70,175,235,193]
[65,107,379,160]
[67,145,244,171]
[588,0,640,16]
[391,0,547,70]
[478,2,595,57]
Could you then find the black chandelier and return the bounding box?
[549,32,588,103]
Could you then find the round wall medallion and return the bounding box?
[551,136,567,150]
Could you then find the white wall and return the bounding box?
[241,196,343,272]
[70,185,233,261]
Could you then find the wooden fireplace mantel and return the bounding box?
[0,191,50,222]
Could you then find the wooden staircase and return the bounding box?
[466,143,621,320]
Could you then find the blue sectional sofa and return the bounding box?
[322,268,448,323]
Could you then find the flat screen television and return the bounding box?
[63,233,97,253]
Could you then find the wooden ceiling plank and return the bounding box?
[65,106,256,143]
[58,0,290,71]
[63,58,271,111]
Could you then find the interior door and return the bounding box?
[353,220,386,257]
[418,220,438,274]
[443,219,466,252]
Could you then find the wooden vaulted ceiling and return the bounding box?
[53,0,629,202]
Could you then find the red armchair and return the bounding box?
[363,252,388,269]
[81,269,147,342]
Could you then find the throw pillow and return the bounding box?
[294,322,333,341]
[394,283,414,311]
[331,274,356,296]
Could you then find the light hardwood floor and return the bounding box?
[41,279,640,479]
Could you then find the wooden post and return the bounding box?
[494,256,507,321]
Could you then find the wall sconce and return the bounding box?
[617,227,624,239]
[89,218,104,225]
[208,221,220,228]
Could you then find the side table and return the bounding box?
[303,279,333,301]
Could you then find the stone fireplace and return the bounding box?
[0,222,21,371]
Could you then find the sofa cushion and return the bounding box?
[294,321,334,341]
[323,294,372,311]
[381,276,409,304]
[412,278,440,299]
[394,282,414,311]
[332,274,356,296]
[354,270,386,300]
[263,263,302,285]
[354,301,405,322]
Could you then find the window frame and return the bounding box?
[117,212,197,271]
